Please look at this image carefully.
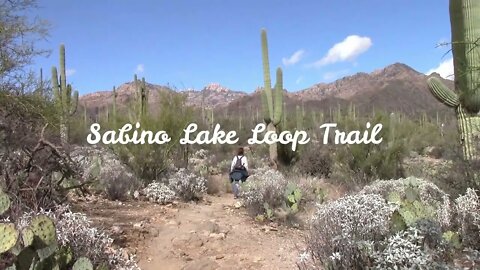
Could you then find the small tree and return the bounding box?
[0,0,49,93]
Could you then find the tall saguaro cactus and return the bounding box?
[427,0,480,160]
[134,74,148,120]
[261,29,284,168]
[112,86,117,128]
[51,44,78,145]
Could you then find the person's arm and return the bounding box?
[230,157,236,172]
[243,157,249,171]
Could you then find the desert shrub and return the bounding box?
[455,188,480,248]
[143,182,176,204]
[404,147,480,197]
[111,91,194,182]
[104,172,137,201]
[371,227,436,269]
[71,146,141,200]
[331,113,407,187]
[282,175,332,205]
[438,157,480,195]
[360,177,449,207]
[0,93,83,219]
[167,168,207,201]
[305,194,396,269]
[296,144,332,178]
[15,205,139,269]
[300,178,480,269]
[360,177,453,230]
[189,149,209,176]
[241,168,288,216]
[205,174,226,195]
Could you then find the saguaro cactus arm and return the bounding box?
[272,67,283,126]
[427,77,460,107]
[261,29,274,123]
[51,67,60,102]
[68,85,79,115]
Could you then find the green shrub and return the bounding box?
[113,91,193,182]
[331,113,407,187]
[295,144,332,178]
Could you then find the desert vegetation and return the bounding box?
[1,0,480,269]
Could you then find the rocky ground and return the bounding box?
[72,193,304,270]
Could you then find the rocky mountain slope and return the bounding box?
[79,63,453,118]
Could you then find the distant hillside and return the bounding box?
[79,63,454,120]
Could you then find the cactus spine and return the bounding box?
[261,29,284,168]
[51,44,78,145]
[427,0,480,160]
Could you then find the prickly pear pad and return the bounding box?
[72,257,94,270]
[0,223,19,253]
[0,189,11,215]
[30,215,56,247]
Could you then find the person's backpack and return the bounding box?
[233,156,245,170]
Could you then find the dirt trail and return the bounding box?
[73,174,305,270]
[136,194,304,270]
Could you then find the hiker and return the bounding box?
[229,147,249,199]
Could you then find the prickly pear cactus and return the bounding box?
[55,246,74,268]
[387,191,402,204]
[21,228,34,247]
[72,257,93,270]
[0,188,11,215]
[0,196,9,215]
[442,231,461,249]
[30,215,56,247]
[390,210,407,232]
[400,201,434,226]
[285,184,302,213]
[0,223,18,253]
[387,190,435,227]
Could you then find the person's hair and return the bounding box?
[237,147,244,156]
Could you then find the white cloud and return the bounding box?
[282,50,305,66]
[312,35,372,67]
[426,58,454,80]
[135,64,145,74]
[65,69,76,77]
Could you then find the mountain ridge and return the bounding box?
[79,62,453,118]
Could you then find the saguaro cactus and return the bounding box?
[112,86,117,128]
[427,0,480,160]
[296,105,303,130]
[51,44,78,145]
[261,29,284,168]
[134,75,148,120]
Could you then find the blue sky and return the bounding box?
[30,0,453,95]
